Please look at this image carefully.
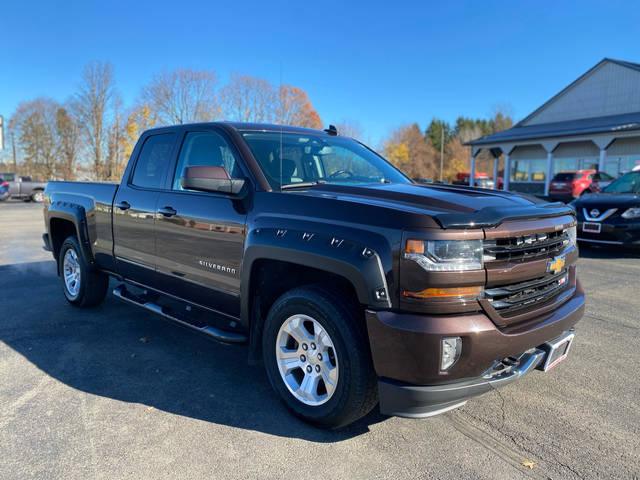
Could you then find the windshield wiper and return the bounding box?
[280,180,326,190]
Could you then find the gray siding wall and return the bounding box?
[511,145,547,160]
[553,141,599,157]
[607,136,640,155]
[523,62,640,126]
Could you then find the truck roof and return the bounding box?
[142,122,331,137]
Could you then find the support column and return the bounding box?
[599,148,606,172]
[493,156,499,189]
[545,151,553,196]
[503,153,510,191]
[470,153,477,187]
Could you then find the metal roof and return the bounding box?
[467,58,640,147]
[467,111,640,146]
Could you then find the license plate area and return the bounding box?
[583,222,601,233]
[539,331,574,371]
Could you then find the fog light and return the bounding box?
[441,337,462,371]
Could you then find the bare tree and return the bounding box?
[104,96,127,181]
[73,61,116,180]
[220,74,277,123]
[12,98,59,179]
[55,105,80,180]
[141,68,218,125]
[334,119,363,139]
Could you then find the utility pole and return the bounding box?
[10,120,17,168]
[439,125,444,182]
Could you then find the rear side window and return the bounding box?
[131,133,176,189]
[552,173,581,181]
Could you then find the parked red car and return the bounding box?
[549,170,614,202]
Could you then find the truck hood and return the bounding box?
[572,192,640,210]
[297,183,573,228]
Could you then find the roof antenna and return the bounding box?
[324,125,338,136]
[279,61,283,192]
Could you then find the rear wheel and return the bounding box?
[31,190,44,202]
[262,285,377,429]
[59,236,109,307]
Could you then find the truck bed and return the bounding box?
[45,181,119,271]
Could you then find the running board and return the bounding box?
[112,285,247,344]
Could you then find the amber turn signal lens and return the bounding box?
[402,286,482,299]
[405,239,425,254]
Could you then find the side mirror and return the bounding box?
[181,166,245,195]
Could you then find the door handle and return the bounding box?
[158,206,177,217]
[116,201,130,211]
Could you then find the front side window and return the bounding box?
[131,133,176,189]
[173,131,240,191]
[240,131,409,189]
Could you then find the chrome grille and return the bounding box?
[484,229,569,263]
[484,271,569,315]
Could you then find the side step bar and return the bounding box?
[113,285,247,344]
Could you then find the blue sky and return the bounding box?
[2,0,640,147]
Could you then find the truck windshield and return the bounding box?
[240,131,410,190]
[602,171,640,193]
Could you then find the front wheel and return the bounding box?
[59,236,109,307]
[262,286,377,429]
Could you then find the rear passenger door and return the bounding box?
[113,132,177,285]
[155,129,248,319]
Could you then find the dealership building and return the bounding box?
[467,58,640,195]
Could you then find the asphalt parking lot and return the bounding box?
[1,200,638,480]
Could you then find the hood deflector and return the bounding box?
[434,203,574,229]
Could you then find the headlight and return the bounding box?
[621,207,640,219]
[566,225,577,246]
[405,239,483,271]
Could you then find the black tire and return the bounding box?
[59,236,109,308]
[262,285,377,429]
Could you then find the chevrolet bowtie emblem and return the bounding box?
[548,255,566,275]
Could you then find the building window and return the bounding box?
[530,159,546,182]
[511,160,529,181]
[553,157,598,175]
[510,158,546,182]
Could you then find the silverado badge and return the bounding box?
[547,255,566,275]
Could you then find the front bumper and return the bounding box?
[577,220,640,246]
[366,281,585,417]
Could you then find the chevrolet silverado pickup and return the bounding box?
[43,122,585,428]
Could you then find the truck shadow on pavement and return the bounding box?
[0,261,387,442]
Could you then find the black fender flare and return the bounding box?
[240,225,393,362]
[45,201,94,268]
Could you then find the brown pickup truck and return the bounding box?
[43,122,585,428]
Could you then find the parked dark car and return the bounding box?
[0,172,47,202]
[43,122,584,428]
[571,170,640,247]
[549,170,614,202]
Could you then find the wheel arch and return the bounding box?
[46,203,93,270]
[241,229,392,365]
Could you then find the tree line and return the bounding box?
[383,110,513,182]
[2,60,513,183]
[3,62,325,181]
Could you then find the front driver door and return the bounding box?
[155,129,248,319]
